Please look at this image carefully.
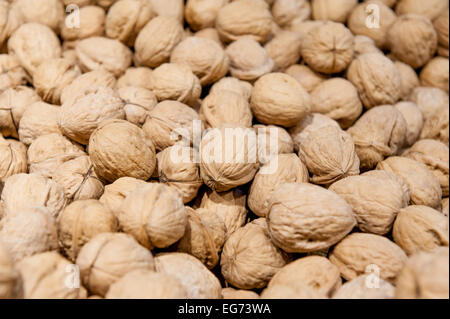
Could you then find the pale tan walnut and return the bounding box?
[199,188,247,239]
[105,269,187,299]
[289,113,340,152]
[254,124,294,165]
[222,288,259,299]
[52,155,104,201]
[420,57,449,93]
[18,101,61,146]
[27,133,85,179]
[421,107,448,144]
[347,53,401,109]
[32,58,81,105]
[61,5,105,42]
[61,49,78,66]
[404,139,449,197]
[225,37,274,81]
[156,146,201,203]
[271,0,311,28]
[330,233,407,283]
[117,67,152,90]
[75,37,132,77]
[396,247,449,299]
[7,23,61,76]
[251,73,311,127]
[298,125,360,185]
[149,0,184,23]
[261,283,323,299]
[332,275,395,299]
[393,205,448,256]
[311,0,358,23]
[210,77,253,101]
[12,0,64,34]
[215,0,272,43]
[105,0,155,46]
[249,154,308,218]
[185,0,229,31]
[288,20,324,42]
[17,251,85,299]
[0,54,29,93]
[89,119,156,183]
[143,100,202,151]
[353,35,383,56]
[264,31,301,72]
[149,63,201,107]
[396,0,448,20]
[194,28,223,47]
[0,240,21,298]
[0,1,23,48]
[171,37,229,85]
[284,64,327,94]
[175,207,225,269]
[434,11,449,53]
[348,0,397,49]
[442,198,449,216]
[377,156,442,209]
[199,125,258,192]
[58,200,118,261]
[388,14,438,69]
[220,219,290,289]
[394,60,420,100]
[0,136,27,182]
[408,86,448,127]
[154,252,221,299]
[76,232,155,297]
[117,86,157,127]
[329,171,410,235]
[0,207,58,263]
[310,78,362,129]
[200,90,252,129]
[134,16,184,68]
[99,177,147,217]
[60,69,116,106]
[347,105,407,169]
[301,22,354,74]
[59,87,125,145]
[267,183,355,253]
[1,173,67,218]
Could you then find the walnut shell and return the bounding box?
[434,11,449,51]
[251,73,311,127]
[154,252,222,299]
[199,125,259,192]
[105,269,187,299]
[171,37,229,85]
[215,0,272,43]
[209,77,253,101]
[261,283,323,299]
[1,173,67,218]
[220,219,290,289]
[420,57,449,93]
[353,35,383,56]
[301,21,354,74]
[0,240,21,298]
[0,207,58,263]
[347,53,401,109]
[396,247,449,299]
[76,232,155,296]
[284,64,327,94]
[149,63,201,107]
[268,256,342,298]
[442,197,449,216]
[149,0,184,23]
[194,28,223,46]
[222,287,260,299]
[332,274,395,299]
[395,0,448,20]
[348,0,397,49]
[185,0,229,31]
[17,251,85,299]
[0,54,29,93]
[394,60,420,100]
[271,0,311,28]
[329,171,410,235]
[225,36,274,81]
[60,5,105,42]
[0,1,23,48]
[310,78,362,129]
[52,155,104,201]
[264,31,301,71]
[156,146,202,203]
[377,156,442,209]
[134,16,184,68]
[142,100,202,151]
[311,0,358,23]
[0,137,27,182]
[116,67,152,90]
[89,119,156,182]
[200,90,252,128]
[388,14,438,69]
[13,0,64,34]
[117,86,157,127]
[329,233,408,283]
[254,124,294,165]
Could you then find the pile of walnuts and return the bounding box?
[0,0,449,300]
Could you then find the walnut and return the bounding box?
[271,0,311,28]
[332,275,395,299]
[264,31,302,71]
[311,0,358,23]
[284,64,327,94]
[0,136,27,182]
[13,0,64,34]
[220,219,290,289]
[353,35,383,56]
[301,21,354,74]
[0,1,23,48]
[254,124,294,165]
[420,57,449,93]
[60,5,105,42]
[149,0,184,23]
[185,0,229,31]
[0,240,21,298]
[194,28,223,47]
[377,156,442,209]
[434,11,449,56]
[0,54,29,93]
[116,67,152,90]
[222,288,259,299]
[261,283,323,299]
[395,0,448,20]
[89,119,156,182]
[210,77,253,101]
[394,60,420,100]
[117,86,157,127]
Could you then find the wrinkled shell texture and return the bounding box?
[118,86,157,127]
[0,241,20,298]
[332,275,395,299]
